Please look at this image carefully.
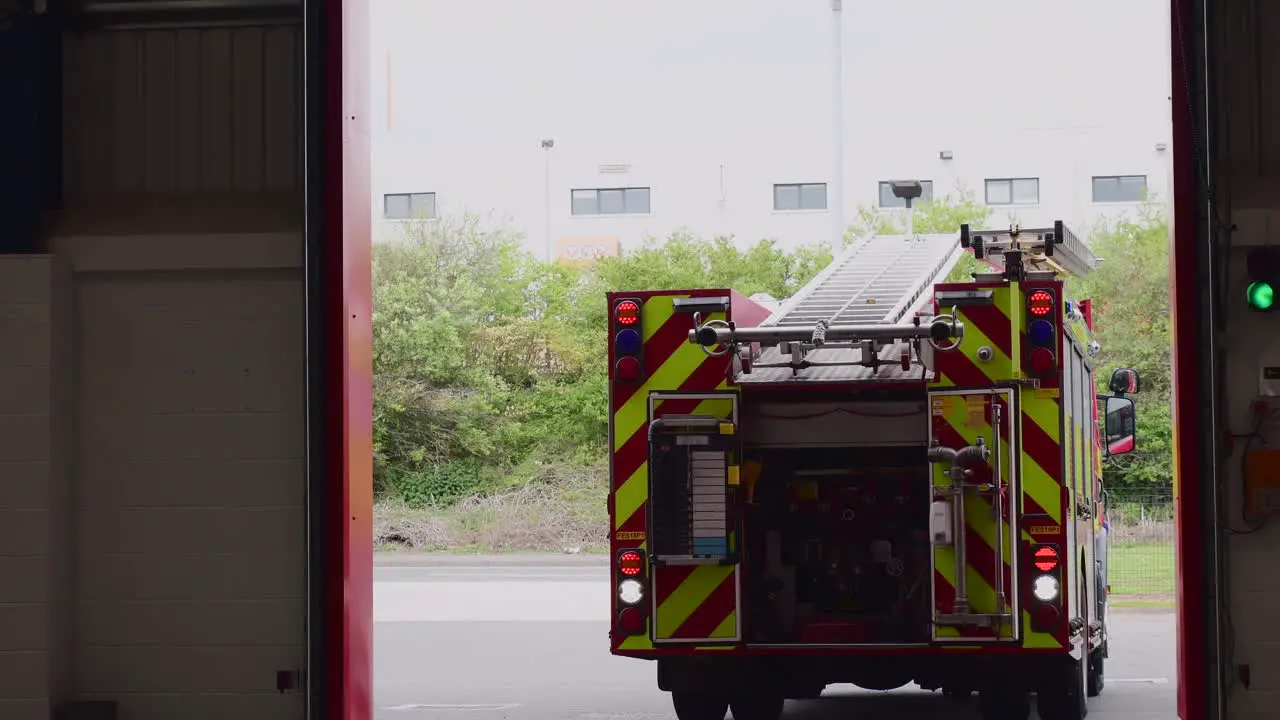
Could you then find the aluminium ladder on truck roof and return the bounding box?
[737,232,965,385]
[959,221,1099,279]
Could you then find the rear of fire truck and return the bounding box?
[605,223,1142,720]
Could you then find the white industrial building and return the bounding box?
[370,0,1172,258]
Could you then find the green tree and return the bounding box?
[589,232,832,302]
[372,218,837,508]
[1074,199,1173,490]
[371,199,1176,511]
[373,214,609,505]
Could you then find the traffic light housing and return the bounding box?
[612,298,644,384]
[1246,247,1280,311]
[1025,287,1058,379]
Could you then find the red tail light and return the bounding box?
[619,550,644,577]
[615,356,642,383]
[1024,288,1058,379]
[1033,545,1059,572]
[617,607,645,635]
[1028,290,1054,316]
[615,300,640,326]
[1030,603,1061,632]
[1029,347,1056,375]
[612,298,644,384]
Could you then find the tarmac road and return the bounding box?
[373,555,1176,720]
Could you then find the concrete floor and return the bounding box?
[373,557,1176,720]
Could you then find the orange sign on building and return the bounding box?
[557,236,620,267]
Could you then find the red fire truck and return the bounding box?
[605,223,1141,720]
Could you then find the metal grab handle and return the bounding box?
[689,319,964,349]
[991,402,1007,616]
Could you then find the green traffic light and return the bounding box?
[1248,281,1275,310]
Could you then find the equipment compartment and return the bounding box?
[740,444,932,646]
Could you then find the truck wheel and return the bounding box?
[672,691,729,720]
[978,688,1030,720]
[1087,650,1105,697]
[729,692,785,720]
[1036,658,1088,720]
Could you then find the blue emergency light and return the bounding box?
[614,328,642,355]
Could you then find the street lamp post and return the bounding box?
[829,0,846,256]
[541,138,555,262]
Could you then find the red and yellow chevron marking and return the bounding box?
[608,291,738,653]
[931,285,1064,525]
[930,283,1066,650]
[650,564,739,642]
[930,392,1013,639]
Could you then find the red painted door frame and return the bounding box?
[316,0,373,716]
[1169,0,1211,717]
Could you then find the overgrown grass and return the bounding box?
[374,462,609,553]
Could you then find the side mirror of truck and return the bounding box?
[1102,395,1137,456]
[1109,367,1141,396]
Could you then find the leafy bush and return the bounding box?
[373,215,834,508]
[373,199,1176,514]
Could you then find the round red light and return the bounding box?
[615,300,640,326]
[617,606,645,635]
[1029,347,1056,375]
[615,356,642,382]
[1031,603,1061,629]
[1028,290,1054,317]
[619,550,643,576]
[1033,546,1059,572]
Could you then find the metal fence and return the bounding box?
[1105,490,1175,598]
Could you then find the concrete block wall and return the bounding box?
[0,256,73,720]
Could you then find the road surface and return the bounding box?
[374,555,1176,719]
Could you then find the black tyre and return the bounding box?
[1036,658,1088,720]
[1087,650,1105,697]
[978,688,1031,720]
[672,691,729,720]
[729,692,785,720]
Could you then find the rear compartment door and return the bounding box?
[927,388,1021,643]
[647,391,742,645]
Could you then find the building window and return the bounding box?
[1092,175,1147,203]
[570,187,651,216]
[384,192,437,220]
[984,177,1040,206]
[773,183,828,211]
[878,180,934,208]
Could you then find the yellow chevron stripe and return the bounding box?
[934,531,1060,649]
[654,565,734,640]
[934,397,1011,635]
[614,386,739,650]
[617,634,650,651]
[612,382,734,536]
[931,302,1012,389]
[614,463,647,533]
[1020,394,1063,522]
[933,394,1060,649]
[710,613,737,639]
[640,294,676,342]
[613,315,726,453]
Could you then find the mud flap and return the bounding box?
[647,391,742,645]
[928,388,1021,643]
